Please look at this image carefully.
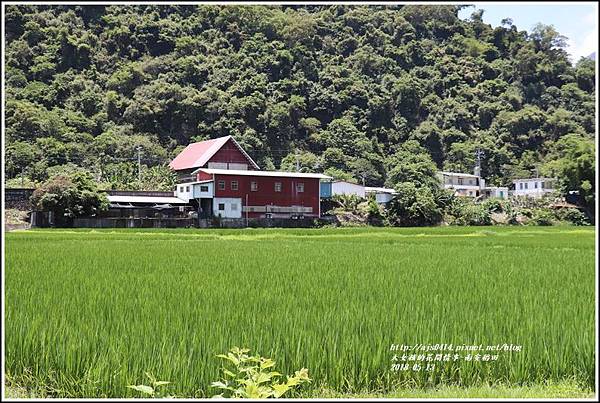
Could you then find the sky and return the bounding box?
[457,2,598,63]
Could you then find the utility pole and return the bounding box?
[245,194,249,227]
[474,148,484,177]
[136,146,142,186]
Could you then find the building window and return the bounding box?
[469,179,473,185]
[541,182,545,189]
[524,183,528,189]
[231,203,237,211]
[458,178,463,185]
[251,181,258,191]
[218,180,225,190]
[200,185,209,192]
[179,186,184,192]
[296,183,304,193]
[275,182,282,192]
[185,186,190,192]
[218,203,225,211]
[231,180,238,191]
[519,183,523,190]
[534,182,538,188]
[500,191,504,198]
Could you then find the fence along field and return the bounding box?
[4,227,595,397]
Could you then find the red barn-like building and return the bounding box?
[169,135,259,180]
[171,136,332,219]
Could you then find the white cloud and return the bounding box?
[565,10,598,62]
[566,26,598,62]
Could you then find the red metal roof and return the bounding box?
[169,136,260,171]
[169,137,229,171]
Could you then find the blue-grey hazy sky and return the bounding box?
[457,2,598,62]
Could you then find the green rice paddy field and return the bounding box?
[4,226,596,397]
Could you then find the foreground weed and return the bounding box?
[211,347,311,398]
[127,372,172,398]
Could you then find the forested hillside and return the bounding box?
[4,5,596,204]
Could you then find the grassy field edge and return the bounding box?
[5,380,596,399]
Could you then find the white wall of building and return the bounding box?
[213,197,242,218]
[513,179,554,197]
[207,162,248,170]
[374,193,394,204]
[438,172,483,197]
[176,181,214,202]
[175,183,194,202]
[193,182,214,198]
[331,181,366,198]
[486,187,509,199]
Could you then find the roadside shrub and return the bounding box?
[480,198,504,213]
[30,171,108,224]
[553,208,590,226]
[453,203,492,226]
[443,197,493,226]
[331,194,363,212]
[386,182,442,227]
[366,195,384,226]
[528,209,555,226]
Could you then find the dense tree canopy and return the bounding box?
[30,171,109,222]
[4,5,596,202]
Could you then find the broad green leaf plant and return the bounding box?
[211,347,311,398]
[127,372,172,398]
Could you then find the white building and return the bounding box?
[512,178,556,198]
[365,187,396,204]
[331,181,366,198]
[438,171,484,197]
[482,186,509,199]
[437,171,508,199]
[331,181,397,204]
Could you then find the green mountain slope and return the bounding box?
[4,5,595,202]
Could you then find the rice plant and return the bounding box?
[4,226,595,397]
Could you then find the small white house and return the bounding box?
[175,180,214,202]
[482,186,509,199]
[331,181,366,198]
[365,186,396,204]
[512,178,555,198]
[437,171,508,199]
[437,171,484,197]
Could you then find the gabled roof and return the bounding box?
[169,135,260,171]
[194,168,332,180]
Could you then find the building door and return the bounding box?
[200,198,213,218]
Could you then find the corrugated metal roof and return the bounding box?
[333,180,361,185]
[365,186,396,194]
[107,195,188,204]
[438,171,480,178]
[175,180,213,186]
[193,168,332,179]
[169,136,260,171]
[512,177,553,182]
